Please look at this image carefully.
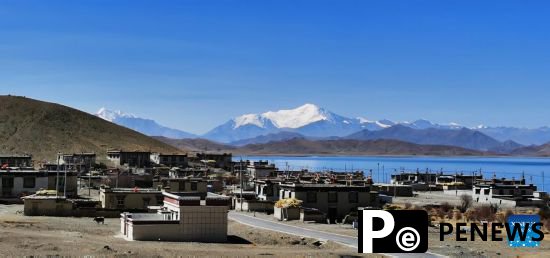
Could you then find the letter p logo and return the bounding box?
[360,210,395,253]
[359,209,428,253]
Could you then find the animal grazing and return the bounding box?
[93,217,105,224]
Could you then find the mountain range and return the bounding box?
[97,108,196,139]
[1,96,549,159]
[96,104,550,150]
[0,96,181,162]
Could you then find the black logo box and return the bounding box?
[359,210,429,253]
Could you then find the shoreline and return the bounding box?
[232,153,550,159]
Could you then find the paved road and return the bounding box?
[228,211,445,258]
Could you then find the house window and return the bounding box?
[23,177,35,188]
[306,192,317,203]
[328,192,338,203]
[483,189,490,195]
[475,189,480,194]
[116,196,125,208]
[157,197,164,205]
[178,181,186,191]
[2,177,14,188]
[349,192,358,203]
[521,190,526,195]
[191,182,197,191]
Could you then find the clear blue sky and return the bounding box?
[1,1,549,134]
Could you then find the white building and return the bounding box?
[247,160,276,179]
[120,192,229,242]
[472,183,543,208]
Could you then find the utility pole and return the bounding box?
[382,165,385,184]
[239,157,243,212]
[56,153,60,198]
[88,156,92,196]
[455,171,458,196]
[377,163,380,183]
[63,158,68,197]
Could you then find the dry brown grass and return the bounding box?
[0,95,182,162]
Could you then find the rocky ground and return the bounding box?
[0,204,366,257]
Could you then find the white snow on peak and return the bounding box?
[233,114,265,129]
[357,117,373,124]
[376,121,392,128]
[232,103,332,129]
[475,124,488,129]
[262,103,330,129]
[357,117,392,128]
[96,107,136,122]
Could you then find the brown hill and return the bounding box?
[0,95,182,163]
[234,138,486,156]
[154,136,235,153]
[511,143,550,157]
[157,136,486,156]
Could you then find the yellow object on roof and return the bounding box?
[275,198,303,208]
[35,189,57,196]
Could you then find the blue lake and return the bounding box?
[235,156,550,191]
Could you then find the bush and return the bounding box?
[455,212,463,221]
[459,194,473,213]
[464,205,498,222]
[440,202,452,213]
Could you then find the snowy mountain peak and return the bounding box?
[233,114,265,129]
[357,117,394,129]
[262,103,330,129]
[96,107,136,122]
[95,107,196,139]
[232,103,333,129]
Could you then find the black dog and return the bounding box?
[93,217,105,224]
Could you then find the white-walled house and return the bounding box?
[120,192,229,242]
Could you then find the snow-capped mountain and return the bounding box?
[95,108,196,139]
[96,104,550,147]
[97,108,137,122]
[357,117,395,130]
[203,104,363,143]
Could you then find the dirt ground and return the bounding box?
[0,204,367,257]
[391,192,550,257]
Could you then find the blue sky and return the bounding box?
[1,1,549,134]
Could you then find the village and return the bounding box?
[0,151,549,257]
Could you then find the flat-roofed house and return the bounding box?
[473,183,542,207]
[0,169,78,198]
[247,160,276,179]
[150,153,188,168]
[57,152,96,172]
[0,154,33,168]
[120,192,229,242]
[154,178,208,199]
[107,150,151,168]
[100,187,164,210]
[278,183,379,222]
[195,153,232,170]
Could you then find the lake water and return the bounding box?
[236,155,550,191]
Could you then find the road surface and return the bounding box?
[228,211,445,258]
